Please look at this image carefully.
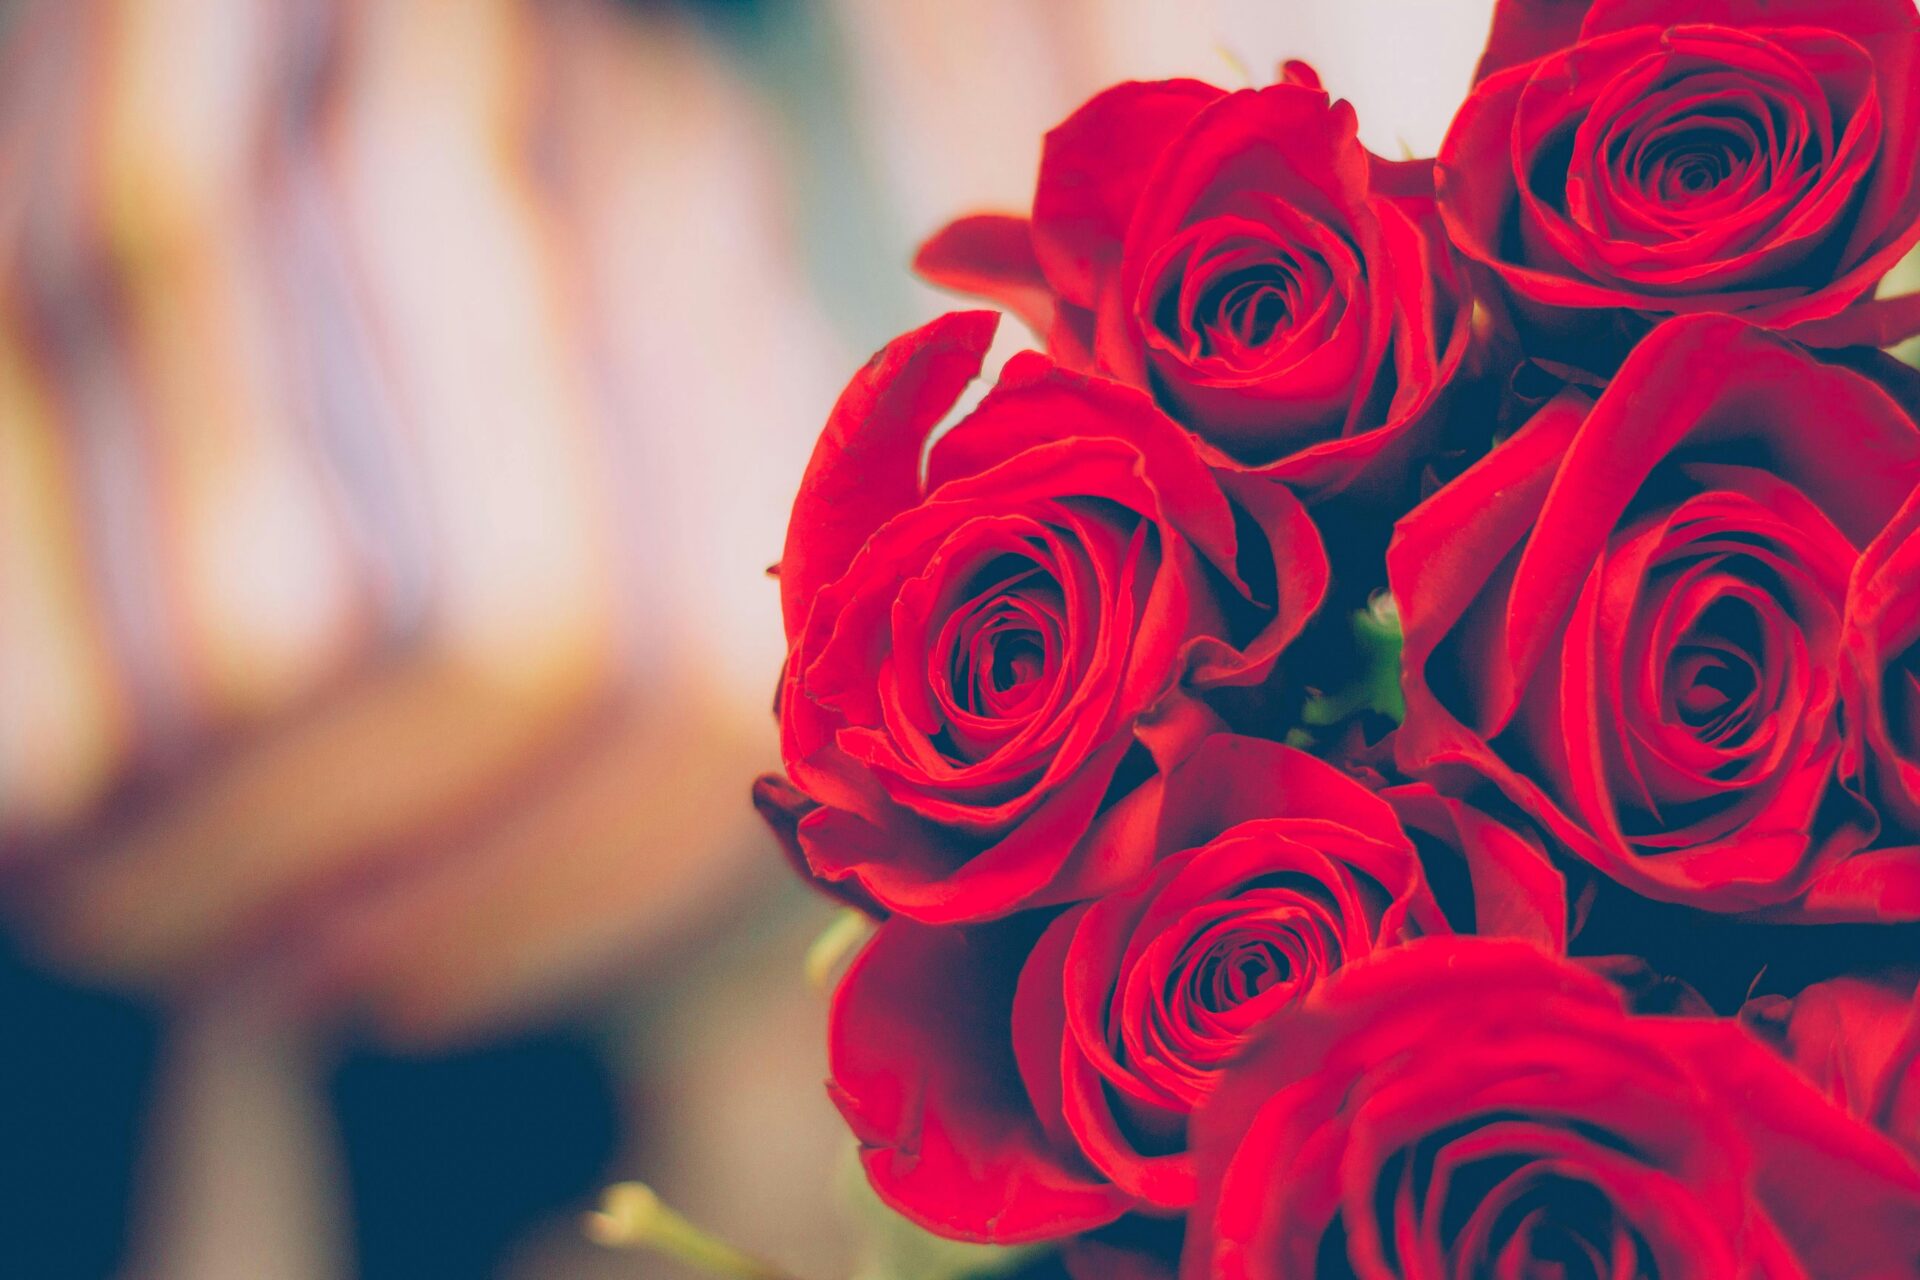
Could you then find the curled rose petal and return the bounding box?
[828,916,1132,1243]
[1744,968,1920,1162]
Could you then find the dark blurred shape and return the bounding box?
[328,1031,620,1280]
[0,936,161,1279]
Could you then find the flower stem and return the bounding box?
[584,1182,804,1280]
[805,907,874,990]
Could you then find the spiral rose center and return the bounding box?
[1195,265,1302,354]
[942,563,1063,724]
[1155,241,1333,370]
[1584,479,1853,855]
[1473,1172,1636,1280]
[1667,624,1763,743]
[1189,930,1295,1013]
[1366,1122,1659,1280]
[1635,122,1754,209]
[1139,207,1361,381]
[1113,870,1366,1111]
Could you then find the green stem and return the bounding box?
[805,907,874,990]
[585,1182,804,1280]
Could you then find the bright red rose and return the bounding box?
[766,312,1328,923]
[1442,0,1920,339]
[1745,969,1920,1163]
[1184,939,1920,1279]
[1392,314,1920,917]
[826,736,1562,1241]
[915,72,1470,497]
[1844,481,1920,916]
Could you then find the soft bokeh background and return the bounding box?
[0,1,1492,1275]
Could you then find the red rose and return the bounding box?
[826,736,1561,1241]
[1844,481,1920,915]
[916,71,1470,497]
[1185,938,1920,1278]
[768,312,1327,923]
[1442,0,1920,338]
[1745,969,1920,1163]
[1392,314,1920,916]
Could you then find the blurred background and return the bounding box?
[0,1,1492,1275]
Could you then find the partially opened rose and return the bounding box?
[765,311,1328,923]
[916,70,1470,497]
[1184,939,1920,1278]
[1442,0,1920,342]
[825,736,1562,1241]
[1392,314,1920,917]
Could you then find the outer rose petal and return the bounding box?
[1584,0,1920,37]
[795,735,1159,925]
[1658,1016,1920,1279]
[914,215,1058,341]
[1031,79,1226,311]
[1472,0,1594,82]
[779,310,997,638]
[1380,783,1569,949]
[829,917,1132,1243]
[1744,970,1920,1161]
[924,354,1242,572]
[750,773,884,917]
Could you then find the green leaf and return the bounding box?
[1300,595,1404,727]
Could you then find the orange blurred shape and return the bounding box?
[0,0,838,1045]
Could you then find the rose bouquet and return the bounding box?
[753,0,1920,1274]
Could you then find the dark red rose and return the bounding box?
[767,311,1328,923]
[1392,314,1920,917]
[1844,482,1920,916]
[1442,0,1920,340]
[1745,969,1920,1163]
[1185,938,1920,1278]
[826,735,1562,1241]
[915,72,1470,497]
